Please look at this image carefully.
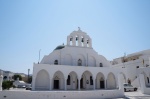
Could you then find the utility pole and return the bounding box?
[28,69,30,83]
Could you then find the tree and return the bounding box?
[2,81,13,90]
[13,75,22,81]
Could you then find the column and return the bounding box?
[0,75,3,91]
[83,38,87,47]
[93,78,95,90]
[65,78,67,90]
[49,78,52,90]
[78,78,80,90]
[73,36,76,46]
[78,36,81,47]
[105,79,107,89]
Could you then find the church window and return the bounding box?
[100,63,103,67]
[78,59,82,66]
[54,60,58,65]
[90,76,93,85]
[67,75,71,85]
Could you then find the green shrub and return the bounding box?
[2,81,13,90]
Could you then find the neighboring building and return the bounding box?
[13,78,28,88]
[110,49,150,87]
[32,28,123,91]
[3,71,14,81]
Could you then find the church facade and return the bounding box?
[32,28,122,91]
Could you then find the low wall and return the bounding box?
[0,89,124,99]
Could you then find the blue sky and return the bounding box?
[0,0,150,74]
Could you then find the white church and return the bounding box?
[1,28,150,99]
[32,28,122,91]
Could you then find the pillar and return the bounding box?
[83,38,87,47]
[93,78,95,90]
[78,36,81,47]
[65,78,67,90]
[73,36,76,46]
[105,79,107,89]
[0,75,3,91]
[49,78,52,90]
[78,77,80,90]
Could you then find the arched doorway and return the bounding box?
[53,71,65,90]
[80,71,93,90]
[35,69,50,90]
[107,72,116,89]
[67,71,78,90]
[96,72,105,89]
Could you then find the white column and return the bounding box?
[31,77,35,90]
[93,78,95,90]
[49,78,52,90]
[0,75,3,91]
[83,38,87,47]
[78,36,81,47]
[73,36,76,46]
[78,78,80,90]
[65,78,67,90]
[105,79,107,89]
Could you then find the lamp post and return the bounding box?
[28,69,30,83]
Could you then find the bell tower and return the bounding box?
[67,28,92,48]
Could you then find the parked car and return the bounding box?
[26,86,32,90]
[124,83,137,92]
[26,85,32,90]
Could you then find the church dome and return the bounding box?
[54,45,65,50]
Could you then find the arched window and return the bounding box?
[78,59,82,66]
[67,75,71,85]
[90,76,93,85]
[54,60,58,65]
[100,63,103,67]
[70,37,73,45]
[147,77,149,83]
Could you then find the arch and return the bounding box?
[88,56,96,67]
[70,36,73,46]
[107,72,116,89]
[35,69,50,90]
[54,60,58,65]
[80,71,93,89]
[96,72,105,89]
[53,71,65,90]
[64,54,72,65]
[67,71,78,90]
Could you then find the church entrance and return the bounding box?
[100,81,105,89]
[80,78,83,88]
[54,80,59,89]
